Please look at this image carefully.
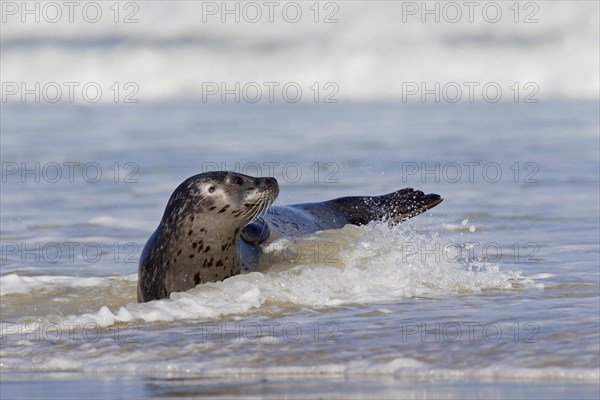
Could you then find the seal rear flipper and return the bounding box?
[240,218,271,245]
[330,188,443,225]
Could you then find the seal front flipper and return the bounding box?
[240,217,271,245]
[329,188,443,225]
[268,187,443,237]
[238,218,271,272]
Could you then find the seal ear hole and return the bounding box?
[208,186,216,193]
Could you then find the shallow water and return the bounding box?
[1,101,598,398]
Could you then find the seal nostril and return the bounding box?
[262,177,278,187]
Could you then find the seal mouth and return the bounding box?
[237,177,278,221]
[243,177,279,207]
[243,191,277,209]
[238,189,277,222]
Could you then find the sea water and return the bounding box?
[1,101,598,398]
[1,0,599,398]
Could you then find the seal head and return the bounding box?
[137,171,278,302]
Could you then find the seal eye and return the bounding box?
[232,177,244,186]
[208,186,216,193]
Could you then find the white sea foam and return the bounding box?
[1,350,597,383]
[0,273,137,296]
[87,216,146,229]
[1,2,597,101]
[1,222,537,333]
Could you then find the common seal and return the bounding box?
[137,171,443,302]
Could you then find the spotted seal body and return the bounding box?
[137,171,443,302]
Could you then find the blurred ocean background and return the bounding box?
[2,1,599,101]
[1,1,599,399]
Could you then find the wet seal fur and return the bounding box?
[137,171,443,302]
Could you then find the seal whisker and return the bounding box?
[259,194,275,237]
[237,199,259,220]
[238,199,262,221]
[249,197,267,221]
[237,199,263,221]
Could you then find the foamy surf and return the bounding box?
[0,273,138,296]
[1,351,597,384]
[1,222,538,333]
[2,3,598,102]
